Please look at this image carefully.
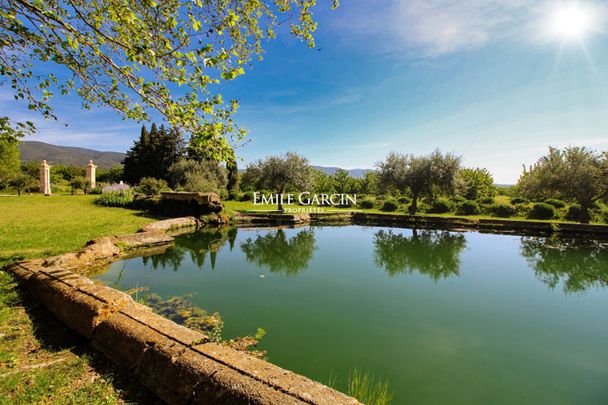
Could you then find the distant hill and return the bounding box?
[18,141,372,175]
[19,141,125,168]
[312,166,369,178]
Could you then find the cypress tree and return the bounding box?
[123,123,185,185]
[226,154,238,191]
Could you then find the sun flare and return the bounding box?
[548,3,594,41]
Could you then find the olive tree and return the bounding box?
[168,159,226,193]
[457,167,496,200]
[376,150,461,214]
[242,152,313,210]
[517,147,608,223]
[0,0,337,157]
[9,173,36,196]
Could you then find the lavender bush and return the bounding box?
[95,183,134,207]
[102,182,131,193]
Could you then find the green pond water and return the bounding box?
[97,226,608,404]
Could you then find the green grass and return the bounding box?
[0,194,161,403]
[223,199,606,225]
[0,194,157,267]
[0,270,159,404]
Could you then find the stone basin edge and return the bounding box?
[4,216,360,405]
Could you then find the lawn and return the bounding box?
[0,195,161,403]
[0,194,157,267]
[222,198,601,225]
[0,271,159,404]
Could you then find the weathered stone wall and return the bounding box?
[234,211,608,238]
[5,217,359,405]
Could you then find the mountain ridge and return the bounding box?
[18,141,370,177]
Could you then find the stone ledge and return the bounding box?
[236,211,608,238]
[4,218,360,405]
[139,216,200,233]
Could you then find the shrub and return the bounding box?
[477,196,495,205]
[428,198,453,214]
[510,196,529,205]
[240,191,254,201]
[456,200,480,215]
[381,200,399,212]
[544,198,566,208]
[397,196,411,205]
[94,189,134,207]
[102,182,130,193]
[450,195,466,204]
[89,183,105,195]
[228,190,242,201]
[359,198,375,209]
[527,203,556,220]
[69,176,89,194]
[565,204,581,221]
[168,159,227,192]
[603,210,608,224]
[488,203,516,218]
[137,177,168,196]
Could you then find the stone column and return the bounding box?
[39,160,51,195]
[86,160,97,191]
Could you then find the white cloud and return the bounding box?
[329,0,608,57]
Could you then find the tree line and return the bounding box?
[2,129,607,224]
[237,147,607,224]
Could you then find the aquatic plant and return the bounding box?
[347,369,393,405]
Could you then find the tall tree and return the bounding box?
[516,147,608,223]
[377,150,461,214]
[226,153,239,192]
[0,0,337,158]
[123,124,184,184]
[0,139,20,189]
[242,152,313,211]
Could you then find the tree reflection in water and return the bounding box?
[240,229,317,276]
[373,229,467,281]
[520,236,608,293]
[142,227,237,271]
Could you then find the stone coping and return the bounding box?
[5,216,359,405]
[235,211,608,238]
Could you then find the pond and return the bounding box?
[97,225,608,404]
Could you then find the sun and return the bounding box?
[548,3,594,41]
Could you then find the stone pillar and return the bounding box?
[39,160,51,195]
[86,160,97,191]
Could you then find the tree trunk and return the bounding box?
[277,186,285,212]
[409,193,418,215]
[580,203,591,224]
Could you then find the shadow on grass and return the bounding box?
[0,255,26,269]
[132,211,166,221]
[12,282,162,404]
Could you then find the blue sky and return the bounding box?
[4,0,608,183]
